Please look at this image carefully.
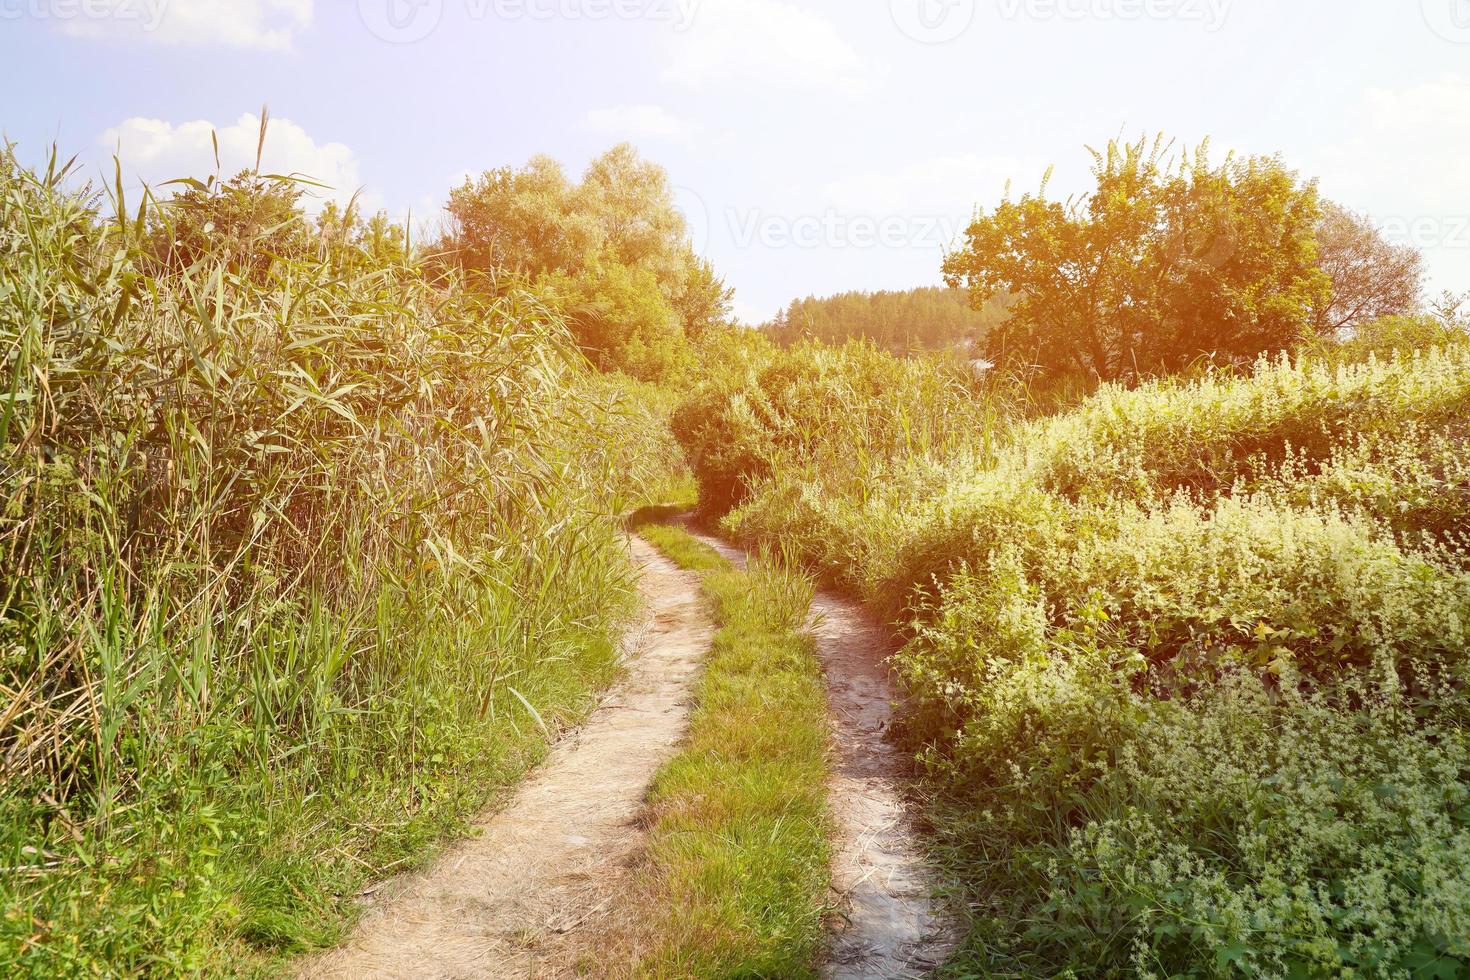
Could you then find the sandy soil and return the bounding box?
[808,591,958,980]
[298,536,711,980]
[684,529,958,980]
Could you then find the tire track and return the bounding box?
[682,528,958,979]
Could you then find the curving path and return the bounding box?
[298,537,711,980]
[298,527,955,978]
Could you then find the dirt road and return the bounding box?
[300,537,711,979]
[300,529,954,978]
[684,529,957,980]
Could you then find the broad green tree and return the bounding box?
[442,155,593,279]
[542,258,691,381]
[440,144,731,378]
[943,138,1330,383]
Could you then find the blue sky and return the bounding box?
[2,0,1468,321]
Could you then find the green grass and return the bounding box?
[628,525,832,978]
[634,521,731,574]
[215,621,623,975]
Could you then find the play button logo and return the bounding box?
[1423,0,1470,42]
[890,0,977,44]
[360,0,444,43]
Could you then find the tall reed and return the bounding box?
[0,145,653,973]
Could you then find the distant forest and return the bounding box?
[763,286,1012,356]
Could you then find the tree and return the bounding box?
[674,254,736,340]
[1311,202,1423,335]
[437,144,732,378]
[576,143,689,284]
[442,144,697,293]
[765,286,1010,355]
[542,258,690,380]
[441,155,593,279]
[943,137,1331,384]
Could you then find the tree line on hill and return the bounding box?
[147,132,1454,394]
[763,287,1012,357]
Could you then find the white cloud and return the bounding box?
[584,104,695,145]
[1318,77,1470,201]
[730,298,771,326]
[99,112,367,212]
[662,0,868,93]
[57,0,313,51]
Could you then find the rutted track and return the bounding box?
[298,526,954,978]
[683,528,958,980]
[299,537,711,980]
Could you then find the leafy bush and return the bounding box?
[928,673,1470,977]
[673,337,999,520]
[1011,348,1470,503]
[675,323,1470,976]
[1317,312,1470,364]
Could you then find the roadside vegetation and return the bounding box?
[624,523,831,979]
[0,134,686,974]
[694,340,1470,975]
[8,112,1470,978]
[676,140,1470,976]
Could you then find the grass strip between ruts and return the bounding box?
[625,522,832,979]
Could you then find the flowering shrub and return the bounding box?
[1016,347,1470,503]
[677,335,1470,975]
